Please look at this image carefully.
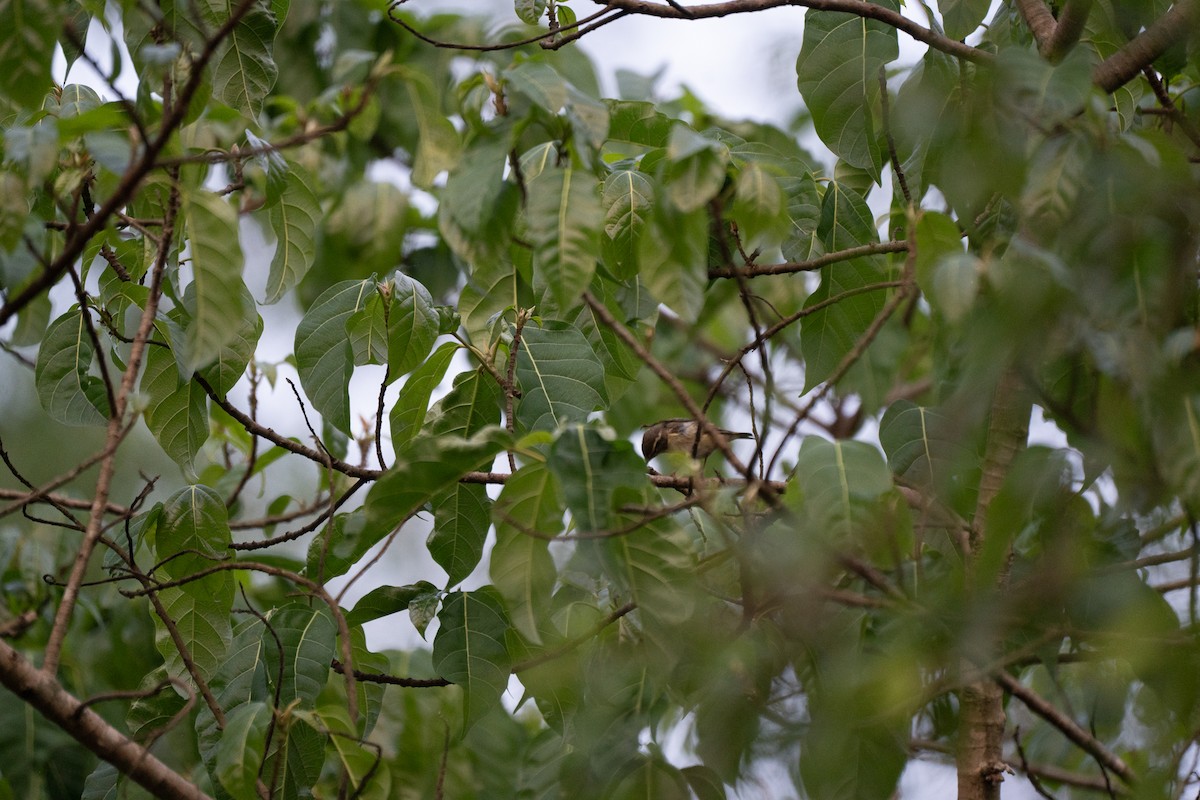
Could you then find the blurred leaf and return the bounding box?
[801,182,888,391]
[491,463,562,642]
[0,0,55,108]
[664,124,729,212]
[602,168,654,281]
[939,0,990,39]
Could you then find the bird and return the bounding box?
[641,418,754,462]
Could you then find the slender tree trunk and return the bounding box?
[957,368,1031,800]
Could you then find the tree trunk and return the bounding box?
[957,368,1031,800]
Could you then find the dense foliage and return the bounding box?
[0,0,1199,798]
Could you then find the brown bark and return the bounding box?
[0,638,212,799]
[957,368,1031,800]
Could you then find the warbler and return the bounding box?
[641,419,754,461]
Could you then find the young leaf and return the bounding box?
[432,588,513,734]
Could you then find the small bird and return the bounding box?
[641,418,754,461]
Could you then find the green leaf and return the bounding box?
[182,190,252,374]
[432,588,513,734]
[602,169,654,281]
[346,581,439,626]
[429,482,492,589]
[0,0,55,108]
[385,272,439,380]
[156,485,233,581]
[425,369,503,439]
[549,425,648,533]
[490,463,562,643]
[294,278,375,435]
[347,287,388,366]
[879,400,981,517]
[142,339,208,469]
[939,0,991,39]
[528,167,602,311]
[514,0,548,24]
[781,172,824,262]
[399,66,463,188]
[390,342,459,455]
[355,428,512,575]
[263,162,320,303]
[795,1,900,180]
[639,203,707,320]
[793,437,893,540]
[607,512,697,627]
[505,61,567,114]
[151,485,235,679]
[216,702,270,798]
[732,161,787,249]
[665,125,729,212]
[515,321,608,433]
[800,182,888,391]
[35,308,109,426]
[265,603,336,708]
[309,703,392,799]
[211,0,278,115]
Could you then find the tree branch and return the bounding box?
[1092,0,1200,92]
[0,638,213,799]
[995,670,1136,786]
[589,0,992,64]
